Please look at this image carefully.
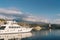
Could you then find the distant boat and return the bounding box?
[0,21,33,34]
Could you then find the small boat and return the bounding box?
[0,21,33,34]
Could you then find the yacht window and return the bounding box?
[9,26,20,28]
[0,26,6,30]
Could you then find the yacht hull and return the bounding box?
[0,28,32,34]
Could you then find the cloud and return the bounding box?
[22,15,49,23]
[0,8,23,20]
[57,14,60,16]
[0,15,15,20]
[50,14,60,24]
[51,19,60,24]
[0,8,22,14]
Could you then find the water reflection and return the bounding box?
[22,29,60,40]
[0,32,32,40]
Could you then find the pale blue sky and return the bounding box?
[0,0,60,24]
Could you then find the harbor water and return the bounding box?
[0,29,60,40]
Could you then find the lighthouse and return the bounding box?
[49,23,51,29]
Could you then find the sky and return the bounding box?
[0,0,60,24]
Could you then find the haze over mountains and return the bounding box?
[15,18,48,24]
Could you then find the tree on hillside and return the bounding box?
[18,22,30,27]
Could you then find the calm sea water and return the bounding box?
[0,29,60,40]
[22,29,60,40]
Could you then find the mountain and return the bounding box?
[15,19,48,24]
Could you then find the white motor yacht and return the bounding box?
[0,21,33,34]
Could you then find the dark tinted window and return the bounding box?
[0,26,6,30]
[9,26,20,28]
